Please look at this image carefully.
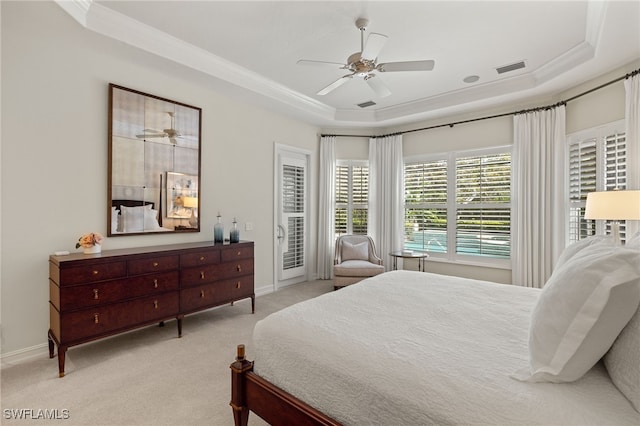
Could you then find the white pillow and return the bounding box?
[604,301,640,412]
[120,204,151,232]
[144,209,161,230]
[514,244,640,383]
[341,241,369,261]
[554,235,612,270]
[111,206,120,233]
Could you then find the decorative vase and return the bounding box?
[214,213,224,243]
[84,244,101,254]
[230,218,240,243]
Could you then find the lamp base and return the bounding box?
[611,221,621,245]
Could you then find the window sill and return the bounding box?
[412,254,512,270]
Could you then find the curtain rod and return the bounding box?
[321,68,640,139]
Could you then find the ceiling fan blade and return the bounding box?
[365,75,391,98]
[361,32,388,61]
[377,60,435,72]
[317,75,352,96]
[297,59,347,68]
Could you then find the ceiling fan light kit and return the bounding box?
[298,18,435,98]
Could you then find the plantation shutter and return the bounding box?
[567,129,627,243]
[335,165,349,235]
[604,132,627,190]
[334,163,368,236]
[568,138,597,242]
[404,159,448,253]
[604,131,628,239]
[455,153,511,258]
[282,164,305,270]
[351,165,368,234]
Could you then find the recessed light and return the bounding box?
[463,75,480,84]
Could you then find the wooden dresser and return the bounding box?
[48,241,254,377]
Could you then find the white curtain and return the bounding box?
[317,136,336,279]
[512,106,566,288]
[368,135,404,270]
[625,73,640,236]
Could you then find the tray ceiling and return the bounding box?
[57,1,640,129]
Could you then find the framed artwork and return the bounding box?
[167,171,198,219]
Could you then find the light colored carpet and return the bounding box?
[1,279,334,425]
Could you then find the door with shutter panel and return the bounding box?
[275,145,309,288]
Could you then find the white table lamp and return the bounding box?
[584,190,640,245]
[183,196,198,227]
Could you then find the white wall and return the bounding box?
[0,2,319,356]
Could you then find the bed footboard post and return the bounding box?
[230,344,253,426]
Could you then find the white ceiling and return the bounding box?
[57,0,640,129]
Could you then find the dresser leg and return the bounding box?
[57,346,67,378]
[48,332,55,359]
[177,316,183,338]
[251,295,255,314]
[158,321,165,327]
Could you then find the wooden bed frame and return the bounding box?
[230,345,342,426]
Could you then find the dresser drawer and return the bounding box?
[215,258,254,281]
[54,271,179,311]
[128,255,179,275]
[180,264,220,287]
[59,293,179,343]
[57,261,127,286]
[180,250,220,268]
[180,258,254,287]
[221,245,254,262]
[180,275,253,313]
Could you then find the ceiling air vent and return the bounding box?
[496,60,526,75]
[357,100,377,108]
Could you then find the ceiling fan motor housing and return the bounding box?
[347,52,375,76]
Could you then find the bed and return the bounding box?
[230,238,640,425]
[111,200,171,233]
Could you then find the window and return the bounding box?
[404,157,448,253]
[456,152,511,258]
[567,121,627,243]
[404,147,511,265]
[335,161,368,237]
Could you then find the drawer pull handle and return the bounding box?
[154,300,158,309]
[236,282,241,289]
[153,279,158,288]
[237,251,242,256]
[200,290,205,299]
[153,262,159,267]
[236,265,242,272]
[200,271,205,280]
[200,256,205,261]
[93,289,99,299]
[94,313,99,324]
[92,270,99,276]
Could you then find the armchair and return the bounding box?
[333,235,385,290]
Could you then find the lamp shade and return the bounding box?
[182,196,198,209]
[584,190,640,220]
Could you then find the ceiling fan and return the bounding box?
[136,111,181,144]
[297,18,435,98]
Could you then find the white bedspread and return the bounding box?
[253,270,640,425]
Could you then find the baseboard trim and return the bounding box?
[1,342,49,369]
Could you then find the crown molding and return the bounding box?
[55,0,336,122]
[54,0,605,126]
